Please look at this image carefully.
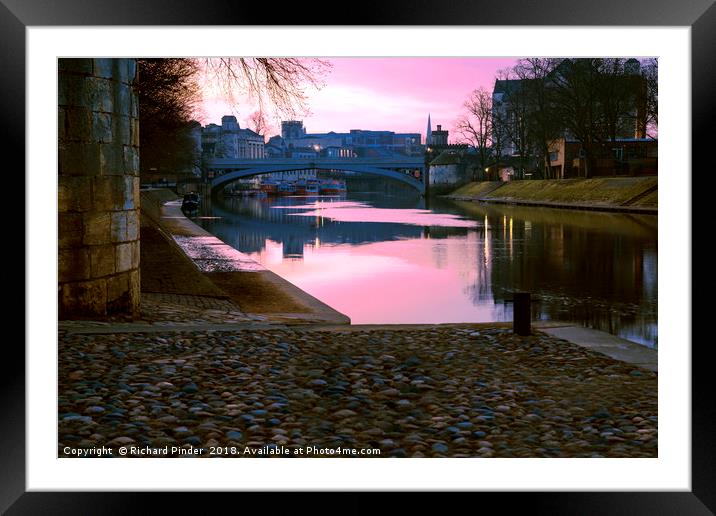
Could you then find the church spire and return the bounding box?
[426,114,432,145]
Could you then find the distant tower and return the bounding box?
[221,115,239,132]
[426,114,432,145]
[281,120,305,140]
[432,124,448,146]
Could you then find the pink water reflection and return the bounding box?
[252,234,508,324]
[272,201,478,228]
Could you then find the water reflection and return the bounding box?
[198,192,657,348]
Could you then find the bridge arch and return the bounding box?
[210,164,425,194]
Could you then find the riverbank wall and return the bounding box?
[445,177,657,214]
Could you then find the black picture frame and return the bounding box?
[5,0,710,513]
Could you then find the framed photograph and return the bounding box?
[7,0,710,513]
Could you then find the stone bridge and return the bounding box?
[208,157,427,194]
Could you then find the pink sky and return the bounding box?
[198,57,519,142]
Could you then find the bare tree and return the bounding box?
[641,58,658,137]
[489,58,656,179]
[494,68,534,179]
[200,58,332,120]
[456,87,494,179]
[597,58,646,143]
[248,110,269,136]
[513,58,562,178]
[549,59,605,178]
[549,58,653,177]
[136,58,202,178]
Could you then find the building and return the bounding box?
[548,137,657,178]
[270,121,423,158]
[428,150,474,190]
[323,146,355,158]
[202,115,265,160]
[491,59,651,175]
[424,120,468,175]
[286,145,319,159]
[431,124,449,146]
[491,79,524,157]
[281,120,306,140]
[429,151,463,186]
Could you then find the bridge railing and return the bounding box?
[209,157,426,165]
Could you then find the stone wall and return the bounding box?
[58,59,140,318]
[429,163,462,186]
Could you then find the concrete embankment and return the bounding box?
[139,188,350,325]
[445,177,657,214]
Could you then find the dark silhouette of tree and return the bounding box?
[456,88,494,179]
[550,58,652,177]
[494,68,534,179]
[488,58,655,179]
[136,58,202,179]
[549,59,606,178]
[513,58,562,178]
[597,59,646,143]
[641,58,658,137]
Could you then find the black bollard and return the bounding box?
[513,292,531,336]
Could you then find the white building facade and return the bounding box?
[202,115,266,160]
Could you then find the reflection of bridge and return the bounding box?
[208,157,427,194]
[208,196,431,258]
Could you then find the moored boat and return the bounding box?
[294,179,308,195]
[260,179,278,194]
[181,192,200,213]
[320,179,347,195]
[305,180,320,195]
[277,181,297,196]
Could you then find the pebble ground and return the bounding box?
[58,325,657,458]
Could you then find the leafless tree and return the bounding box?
[489,58,656,179]
[456,87,494,179]
[200,58,332,120]
[597,59,647,143]
[549,58,653,177]
[641,58,658,137]
[513,58,562,178]
[136,58,203,177]
[549,59,605,177]
[248,110,270,136]
[494,68,534,179]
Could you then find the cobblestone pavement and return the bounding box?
[58,325,657,458]
[58,293,265,329]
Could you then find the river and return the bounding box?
[196,185,657,348]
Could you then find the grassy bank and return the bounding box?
[447,177,657,212]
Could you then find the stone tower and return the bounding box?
[58,58,141,318]
[426,114,432,146]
